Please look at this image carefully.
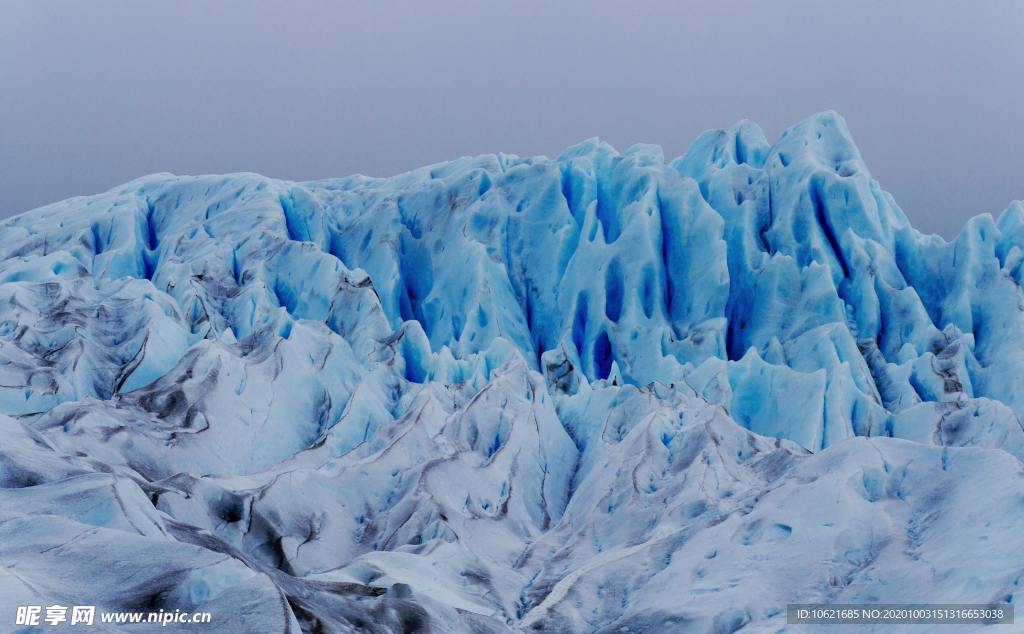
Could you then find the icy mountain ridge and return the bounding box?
[1,111,1023,632]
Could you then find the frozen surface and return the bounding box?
[1,112,1023,632]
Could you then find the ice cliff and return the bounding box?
[2,111,1023,632]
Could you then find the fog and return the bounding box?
[3,1,1022,237]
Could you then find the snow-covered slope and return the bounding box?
[2,112,1023,632]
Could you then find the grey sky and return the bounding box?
[2,1,1022,238]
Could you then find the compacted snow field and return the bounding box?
[1,112,1023,632]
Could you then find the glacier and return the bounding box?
[1,111,1023,632]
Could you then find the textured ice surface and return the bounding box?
[2,112,1024,632]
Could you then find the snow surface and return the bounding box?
[1,111,1023,632]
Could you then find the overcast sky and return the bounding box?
[2,1,1022,238]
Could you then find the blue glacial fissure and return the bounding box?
[5,114,1023,442]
